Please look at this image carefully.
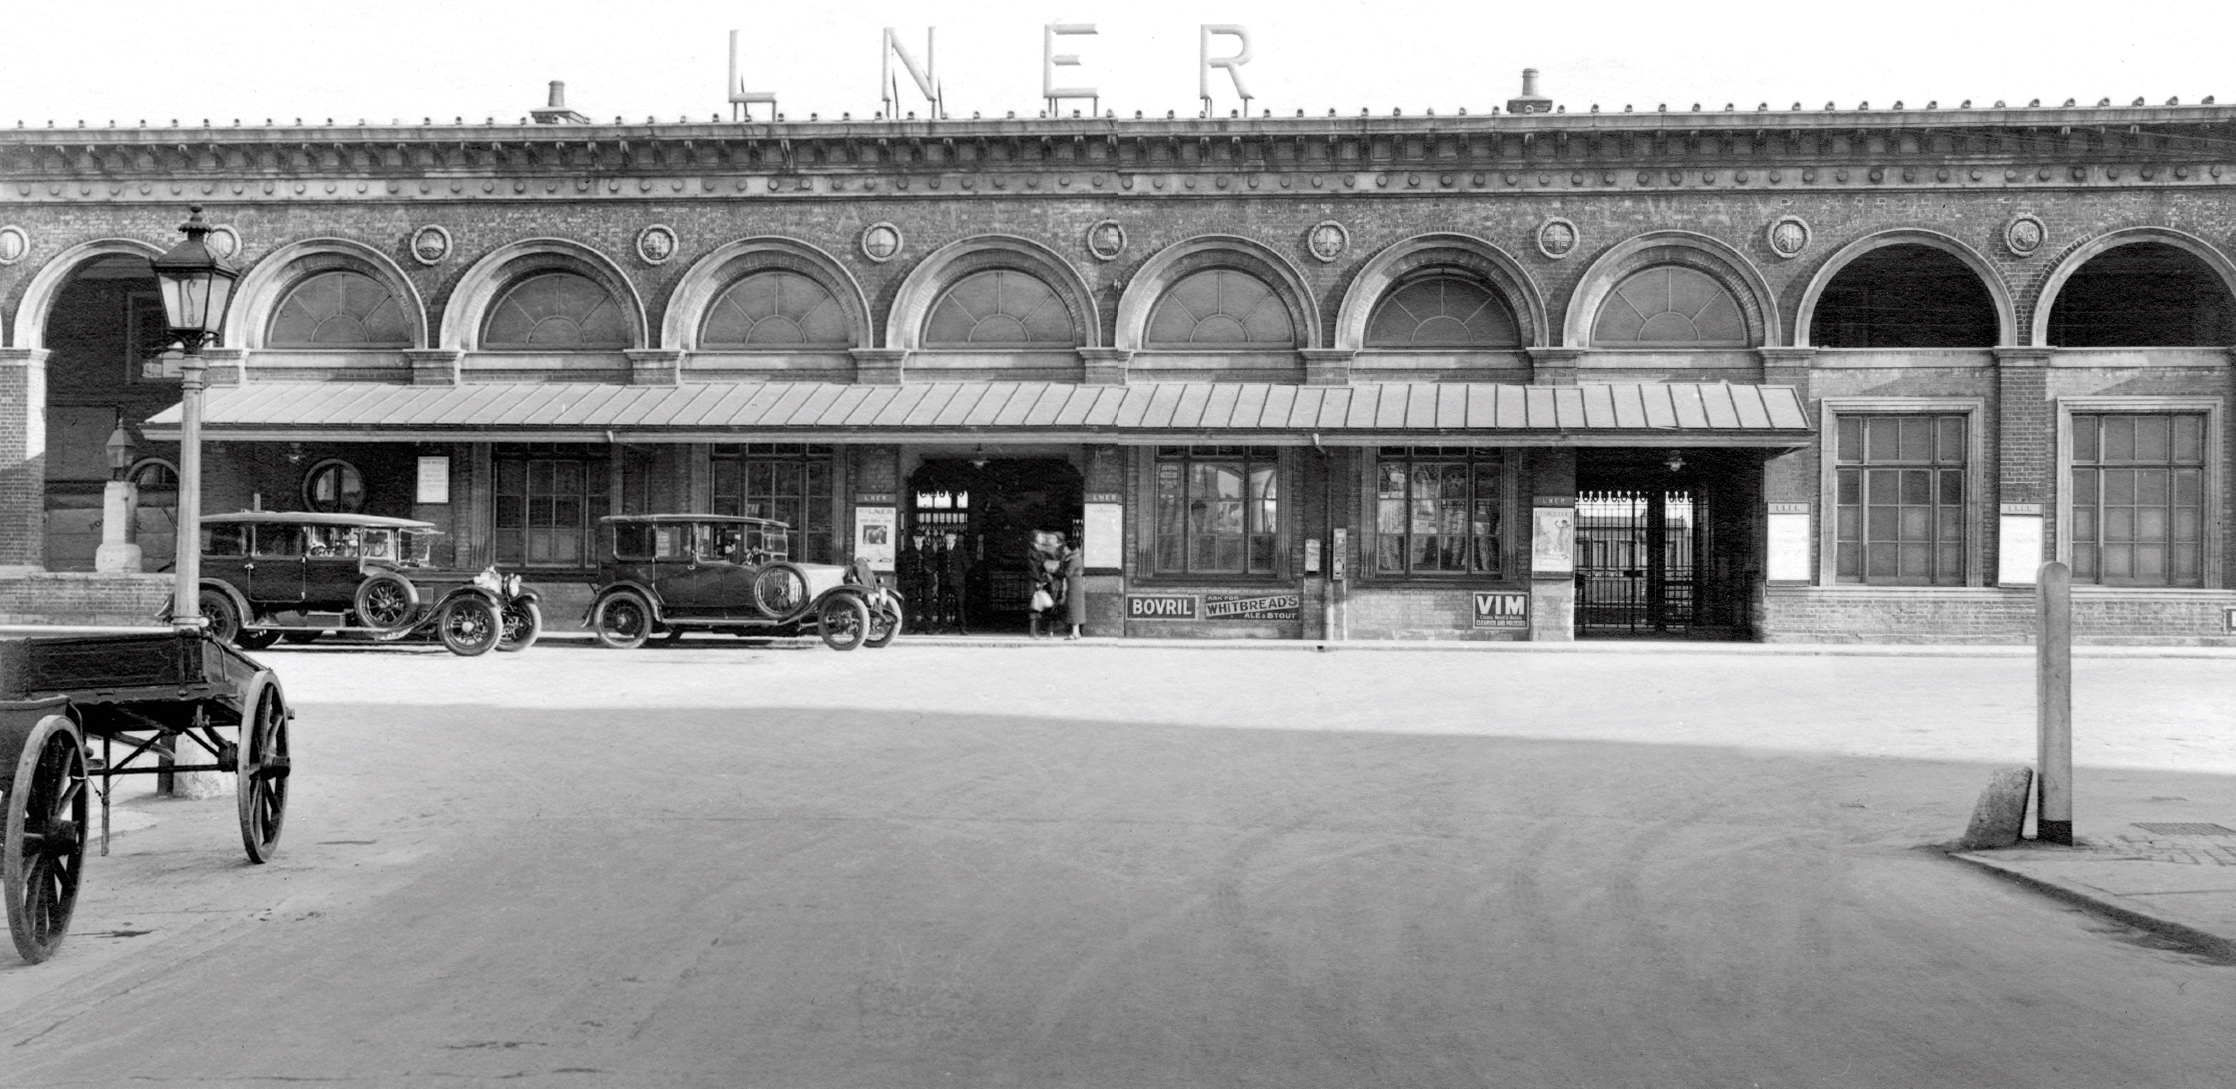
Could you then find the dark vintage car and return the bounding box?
[194,511,541,657]
[584,514,901,651]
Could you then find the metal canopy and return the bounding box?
[143,380,1815,447]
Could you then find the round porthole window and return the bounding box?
[304,459,365,513]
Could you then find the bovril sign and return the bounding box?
[1126,593,1304,621]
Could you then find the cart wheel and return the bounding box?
[5,715,86,964]
[818,594,872,652]
[497,600,542,653]
[236,685,289,864]
[354,572,419,632]
[865,598,903,648]
[436,597,501,657]
[593,593,652,650]
[235,628,282,651]
[199,589,243,645]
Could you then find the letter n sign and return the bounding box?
[1472,591,1527,629]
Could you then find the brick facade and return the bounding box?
[2,103,2232,639]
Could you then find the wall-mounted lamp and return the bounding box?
[287,441,306,464]
[1665,449,1687,474]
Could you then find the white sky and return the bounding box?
[3,0,2227,128]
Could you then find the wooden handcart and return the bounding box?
[0,628,290,963]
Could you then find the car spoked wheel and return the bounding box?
[593,594,652,650]
[818,594,871,651]
[354,572,418,632]
[5,715,87,964]
[198,590,242,645]
[435,597,501,657]
[497,600,542,653]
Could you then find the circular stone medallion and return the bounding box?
[207,225,242,260]
[636,224,678,265]
[2003,213,2046,257]
[0,225,26,265]
[1536,217,1579,260]
[860,222,904,263]
[1766,215,1811,260]
[410,225,452,266]
[1085,220,1127,262]
[1306,220,1349,263]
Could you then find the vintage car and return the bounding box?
[584,514,901,651]
[194,511,542,657]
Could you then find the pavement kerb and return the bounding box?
[527,629,2236,658]
[1948,849,2236,961]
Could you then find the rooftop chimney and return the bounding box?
[1506,68,1554,115]
[531,81,590,125]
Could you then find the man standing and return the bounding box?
[938,532,971,635]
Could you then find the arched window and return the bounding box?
[1592,266,1748,347]
[1145,269,1296,348]
[923,269,1077,347]
[127,457,178,490]
[2048,242,2236,347]
[1812,245,1998,348]
[267,269,413,348]
[482,271,631,349]
[304,459,365,513]
[701,271,852,348]
[1364,274,1521,348]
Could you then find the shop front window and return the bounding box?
[1834,415,1967,584]
[1374,447,1505,576]
[495,444,606,567]
[1154,446,1278,575]
[2070,413,2208,586]
[712,444,835,564]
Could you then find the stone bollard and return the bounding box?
[172,769,234,801]
[1958,765,2035,850]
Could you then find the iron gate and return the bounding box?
[1575,489,1699,635]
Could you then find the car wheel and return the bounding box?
[593,593,652,650]
[234,628,283,651]
[497,600,542,653]
[436,596,501,657]
[198,589,243,645]
[353,572,419,632]
[818,594,871,652]
[864,598,903,648]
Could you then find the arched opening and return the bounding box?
[1591,266,1749,348]
[1145,269,1296,347]
[267,269,413,348]
[923,269,1079,348]
[2049,242,2236,347]
[1364,273,1522,348]
[1810,244,1999,348]
[42,253,178,571]
[482,271,633,349]
[699,270,853,348]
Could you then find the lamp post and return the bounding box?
[151,207,240,631]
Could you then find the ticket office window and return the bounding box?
[2068,411,2213,587]
[1152,446,1281,578]
[1372,447,1509,578]
[1830,413,1970,585]
[711,444,835,564]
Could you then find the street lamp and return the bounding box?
[151,207,239,630]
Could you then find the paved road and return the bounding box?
[3,642,2233,1088]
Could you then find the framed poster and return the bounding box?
[1083,502,1123,572]
[416,456,451,504]
[1529,507,1575,575]
[854,506,897,571]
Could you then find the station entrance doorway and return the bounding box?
[903,457,1082,633]
[1574,449,1759,640]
